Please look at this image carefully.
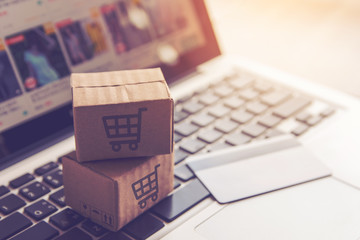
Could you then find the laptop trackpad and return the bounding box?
[195,177,360,240]
[186,135,331,203]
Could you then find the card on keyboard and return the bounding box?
[186,135,331,204]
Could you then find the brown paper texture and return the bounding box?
[62,151,174,231]
[71,68,174,162]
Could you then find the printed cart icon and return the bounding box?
[102,107,147,152]
[132,164,160,209]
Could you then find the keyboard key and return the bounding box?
[43,169,63,188]
[49,188,66,207]
[198,129,223,143]
[182,101,204,114]
[242,123,267,137]
[174,133,182,143]
[0,212,32,240]
[175,164,195,181]
[191,113,215,127]
[10,221,59,240]
[238,88,259,100]
[177,93,193,103]
[0,194,26,215]
[320,106,335,117]
[230,110,254,124]
[265,129,285,138]
[210,79,224,88]
[35,162,58,176]
[123,212,164,240]
[291,123,309,136]
[100,231,132,240]
[213,85,233,97]
[225,133,252,146]
[175,122,199,137]
[180,139,206,154]
[174,111,189,123]
[246,101,268,115]
[0,186,9,197]
[258,114,282,128]
[223,96,245,109]
[20,182,50,201]
[306,115,322,126]
[214,119,238,133]
[175,149,189,164]
[151,179,210,222]
[194,84,209,95]
[260,90,290,106]
[253,81,272,93]
[208,142,232,152]
[174,179,181,189]
[228,76,253,89]
[198,93,219,106]
[54,227,91,240]
[82,219,108,237]
[208,104,231,118]
[9,173,35,188]
[273,96,311,118]
[50,208,84,231]
[25,199,57,221]
[295,111,312,122]
[57,155,65,163]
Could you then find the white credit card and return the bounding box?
[186,135,331,204]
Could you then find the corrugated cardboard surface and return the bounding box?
[71,68,174,162]
[63,152,118,229]
[71,68,170,107]
[71,68,166,88]
[73,81,170,106]
[62,151,174,231]
[74,100,173,162]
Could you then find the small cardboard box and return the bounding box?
[71,68,174,162]
[62,151,174,231]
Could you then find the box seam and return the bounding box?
[73,97,172,107]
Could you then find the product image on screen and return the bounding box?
[116,1,153,49]
[140,0,188,37]
[101,4,129,54]
[57,17,108,66]
[0,45,22,103]
[5,24,70,92]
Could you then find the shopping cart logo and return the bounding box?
[102,107,147,152]
[132,164,160,209]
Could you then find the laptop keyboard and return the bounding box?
[0,69,336,240]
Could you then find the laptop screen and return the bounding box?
[0,0,220,168]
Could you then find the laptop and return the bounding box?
[1,0,360,239]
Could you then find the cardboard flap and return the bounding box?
[71,68,165,87]
[73,82,170,106]
[71,68,171,107]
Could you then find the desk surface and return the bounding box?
[206,0,360,98]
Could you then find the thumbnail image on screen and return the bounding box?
[116,0,153,49]
[6,25,70,92]
[0,50,22,103]
[101,4,129,54]
[57,18,107,66]
[141,0,188,38]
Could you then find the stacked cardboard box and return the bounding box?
[63,68,174,231]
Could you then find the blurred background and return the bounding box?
[206,0,360,98]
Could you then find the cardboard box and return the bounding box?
[62,151,174,231]
[71,68,174,162]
